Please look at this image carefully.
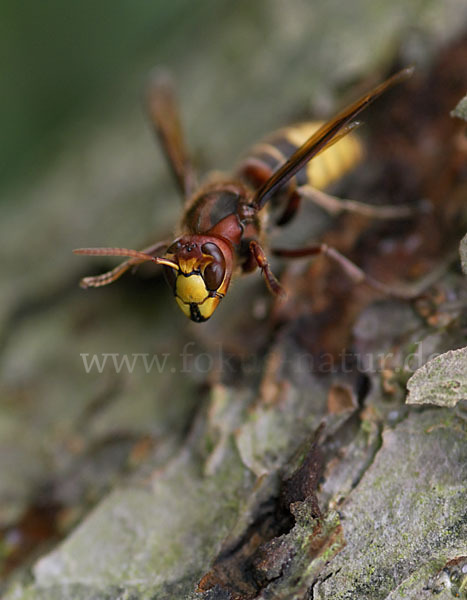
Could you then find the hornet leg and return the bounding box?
[298,185,414,219]
[249,240,286,299]
[273,243,424,300]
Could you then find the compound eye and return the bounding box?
[202,243,226,291]
[165,241,180,256]
[163,265,177,292]
[204,263,225,291]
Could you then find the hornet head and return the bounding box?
[162,235,234,322]
[73,235,234,322]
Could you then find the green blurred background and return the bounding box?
[4,0,465,198]
[0,0,209,192]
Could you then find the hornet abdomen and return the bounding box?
[237,121,363,194]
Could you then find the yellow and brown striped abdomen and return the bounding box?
[241,121,364,192]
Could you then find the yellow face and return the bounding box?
[174,273,223,322]
[163,238,231,322]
